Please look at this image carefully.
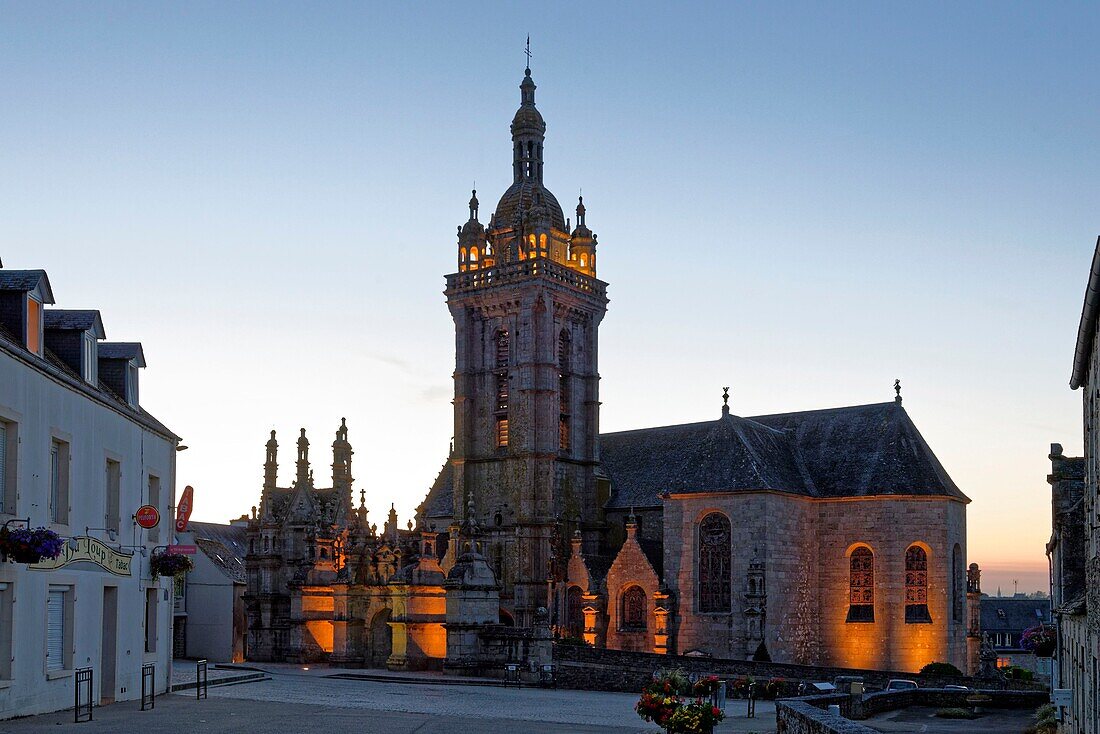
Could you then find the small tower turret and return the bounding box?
[569,196,596,275]
[458,189,488,272]
[264,430,278,490]
[332,417,354,514]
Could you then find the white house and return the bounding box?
[173,520,247,663]
[0,261,179,719]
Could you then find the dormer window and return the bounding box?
[26,296,42,356]
[127,363,139,407]
[82,333,98,384]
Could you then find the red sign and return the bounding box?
[167,545,197,555]
[175,485,194,533]
[135,505,160,529]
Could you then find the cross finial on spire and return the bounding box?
[524,35,532,75]
[894,378,902,403]
[722,386,731,416]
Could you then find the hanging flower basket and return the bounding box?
[149,552,193,579]
[1020,624,1056,657]
[0,526,63,564]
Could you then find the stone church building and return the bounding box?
[244,64,972,674]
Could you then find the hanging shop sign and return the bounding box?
[135,505,160,529]
[167,545,197,555]
[176,485,194,532]
[29,536,133,577]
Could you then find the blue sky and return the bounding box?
[3,2,1098,593]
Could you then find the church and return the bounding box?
[243,63,972,675]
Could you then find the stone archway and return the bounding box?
[367,608,392,669]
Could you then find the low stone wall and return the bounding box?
[552,644,1036,693]
[776,701,878,734]
[859,688,1047,717]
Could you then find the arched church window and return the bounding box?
[952,544,963,623]
[847,546,874,622]
[698,512,731,613]
[558,330,571,451]
[470,246,479,262]
[566,585,584,638]
[621,586,647,630]
[905,545,932,623]
[495,329,509,447]
[579,255,587,269]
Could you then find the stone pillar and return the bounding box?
[966,563,982,676]
[443,550,500,668]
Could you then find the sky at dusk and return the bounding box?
[3,2,1098,595]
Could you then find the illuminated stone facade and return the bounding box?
[246,65,971,674]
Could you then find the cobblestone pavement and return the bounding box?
[0,668,777,733]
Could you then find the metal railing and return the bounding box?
[141,663,155,710]
[196,659,208,700]
[74,667,93,723]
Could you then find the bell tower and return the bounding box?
[445,64,609,628]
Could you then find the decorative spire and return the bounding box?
[722,386,730,417]
[264,429,278,490]
[296,428,310,485]
[469,189,479,221]
[894,378,902,404]
[524,34,532,77]
[576,195,586,227]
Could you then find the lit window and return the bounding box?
[905,545,932,623]
[996,657,1011,669]
[579,255,587,269]
[495,330,509,447]
[26,297,42,355]
[621,586,647,630]
[699,513,732,613]
[496,418,509,448]
[847,546,875,622]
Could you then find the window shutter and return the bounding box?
[0,424,6,512]
[46,590,64,671]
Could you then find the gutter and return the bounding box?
[1069,235,1100,389]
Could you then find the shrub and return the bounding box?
[934,708,975,719]
[1002,665,1034,682]
[919,661,963,677]
[556,636,588,647]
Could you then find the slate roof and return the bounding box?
[604,401,965,508]
[99,341,146,367]
[0,269,54,301]
[1071,235,1100,389]
[418,401,966,517]
[44,309,106,337]
[980,597,1050,633]
[188,521,248,583]
[0,321,177,440]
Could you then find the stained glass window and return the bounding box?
[847,546,874,622]
[699,513,731,613]
[905,545,932,623]
[621,586,647,630]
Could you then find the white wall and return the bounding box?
[0,348,176,719]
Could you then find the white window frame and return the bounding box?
[49,438,70,526]
[0,581,13,680]
[82,333,98,384]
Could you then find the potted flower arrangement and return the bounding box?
[635,669,725,734]
[1020,623,1056,657]
[0,526,63,564]
[149,551,194,580]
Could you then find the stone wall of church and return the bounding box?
[659,493,967,672]
[662,492,819,662]
[815,497,968,673]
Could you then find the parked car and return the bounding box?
[885,679,918,691]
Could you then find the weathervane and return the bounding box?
[894,378,902,402]
[524,35,532,73]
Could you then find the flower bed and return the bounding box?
[0,526,63,564]
[635,669,725,734]
[150,551,194,579]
